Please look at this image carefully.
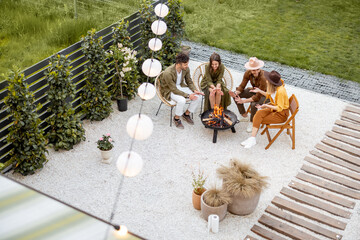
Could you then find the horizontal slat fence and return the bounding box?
[0,2,159,166]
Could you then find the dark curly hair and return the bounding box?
[175,52,189,64]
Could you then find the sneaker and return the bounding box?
[244,137,256,149]
[246,122,253,133]
[173,118,184,129]
[182,113,194,125]
[241,137,252,146]
[239,116,249,122]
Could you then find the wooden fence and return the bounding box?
[0,2,158,166]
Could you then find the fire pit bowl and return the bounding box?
[201,109,239,143]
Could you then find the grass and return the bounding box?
[0,0,140,80]
[182,0,360,82]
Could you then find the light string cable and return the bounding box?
[104,1,165,239]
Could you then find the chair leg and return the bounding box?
[200,95,204,113]
[156,102,163,116]
[265,128,285,150]
[170,107,173,127]
[292,125,295,149]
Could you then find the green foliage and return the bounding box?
[191,168,207,195]
[112,20,132,48]
[3,70,48,175]
[81,29,113,121]
[44,54,86,151]
[138,0,157,61]
[165,0,185,39]
[96,134,114,151]
[108,44,139,100]
[158,31,180,68]
[0,0,140,81]
[182,0,360,82]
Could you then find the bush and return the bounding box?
[44,54,86,150]
[3,70,48,175]
[81,29,113,121]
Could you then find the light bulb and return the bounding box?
[151,20,167,35]
[148,38,162,51]
[154,3,169,17]
[138,83,156,100]
[117,151,143,177]
[126,114,153,140]
[141,59,162,77]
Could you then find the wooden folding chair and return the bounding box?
[261,94,299,150]
[154,72,192,127]
[192,63,233,113]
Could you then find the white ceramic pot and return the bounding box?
[100,149,112,164]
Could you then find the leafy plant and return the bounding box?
[112,20,132,48]
[217,159,268,198]
[44,54,85,150]
[138,0,157,61]
[97,133,114,151]
[191,168,207,195]
[165,0,185,39]
[81,28,113,121]
[3,70,48,175]
[203,185,232,207]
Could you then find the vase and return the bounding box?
[100,149,113,164]
[181,45,191,56]
[117,98,127,112]
[228,192,261,215]
[200,190,228,221]
[192,188,206,210]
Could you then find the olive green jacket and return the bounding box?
[159,64,196,101]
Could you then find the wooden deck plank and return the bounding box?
[289,180,355,209]
[332,126,360,139]
[341,116,358,124]
[335,119,360,132]
[280,187,352,218]
[265,205,343,240]
[322,137,360,157]
[296,172,360,199]
[271,196,347,230]
[315,143,360,166]
[301,164,360,190]
[244,235,258,240]
[342,111,360,123]
[305,156,360,181]
[259,214,320,240]
[345,105,360,115]
[310,150,360,173]
[251,224,287,240]
[326,131,360,148]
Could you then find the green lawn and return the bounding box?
[0,0,139,80]
[182,0,360,82]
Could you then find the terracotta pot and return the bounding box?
[200,190,228,221]
[181,45,191,56]
[192,188,206,210]
[228,192,260,215]
[100,149,113,164]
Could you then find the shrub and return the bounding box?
[112,20,132,48]
[3,70,48,175]
[44,54,85,150]
[203,186,232,207]
[81,28,113,121]
[217,159,268,198]
[97,133,114,151]
[191,168,207,195]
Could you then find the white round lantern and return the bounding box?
[154,3,169,18]
[117,151,143,177]
[126,114,153,140]
[142,58,162,77]
[148,38,162,51]
[138,83,156,100]
[151,20,167,35]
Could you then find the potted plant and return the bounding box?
[217,159,268,215]
[191,168,207,210]
[200,185,231,222]
[96,134,115,164]
[108,43,139,111]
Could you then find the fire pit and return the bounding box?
[201,106,239,143]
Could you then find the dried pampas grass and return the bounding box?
[203,186,232,207]
[217,158,268,198]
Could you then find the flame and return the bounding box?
[213,105,223,118]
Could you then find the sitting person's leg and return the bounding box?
[209,88,216,109]
[235,88,254,120]
[170,92,186,129]
[215,90,221,107]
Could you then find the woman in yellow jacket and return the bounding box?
[241,70,289,149]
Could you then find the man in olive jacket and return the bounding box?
[159,53,203,129]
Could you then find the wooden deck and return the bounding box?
[245,104,360,240]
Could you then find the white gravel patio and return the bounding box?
[6,59,359,240]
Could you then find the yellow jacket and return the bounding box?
[267,79,289,112]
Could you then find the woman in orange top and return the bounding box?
[241,70,289,149]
